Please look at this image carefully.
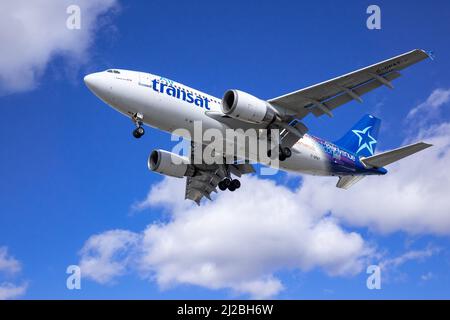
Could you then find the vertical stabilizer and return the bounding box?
[334,114,381,157]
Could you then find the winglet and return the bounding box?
[425,50,435,61]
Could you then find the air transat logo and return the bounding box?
[149,77,210,110]
[352,126,377,155]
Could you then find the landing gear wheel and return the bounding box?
[222,178,231,187]
[218,181,227,191]
[228,185,236,192]
[219,178,231,191]
[283,147,292,158]
[133,126,145,138]
[230,179,241,189]
[278,146,291,161]
[131,112,145,139]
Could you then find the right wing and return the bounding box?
[269,49,431,119]
[208,50,430,150]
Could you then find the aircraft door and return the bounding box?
[139,72,152,87]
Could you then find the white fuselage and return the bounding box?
[84,69,331,176]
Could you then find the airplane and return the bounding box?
[84,49,432,204]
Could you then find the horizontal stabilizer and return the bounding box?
[336,175,365,189]
[361,142,432,168]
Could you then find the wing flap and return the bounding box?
[185,143,256,205]
[309,72,401,117]
[185,174,218,204]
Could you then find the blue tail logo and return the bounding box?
[335,114,381,157]
[352,126,377,155]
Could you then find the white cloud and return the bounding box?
[375,247,439,284]
[79,230,139,284]
[0,247,26,300]
[299,120,450,235]
[420,272,434,281]
[233,278,283,299]
[0,247,21,275]
[380,247,438,270]
[79,176,372,298]
[0,283,28,300]
[0,0,118,94]
[407,88,450,121]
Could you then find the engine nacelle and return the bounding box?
[148,149,194,178]
[221,89,276,124]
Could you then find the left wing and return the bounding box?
[185,143,255,205]
[269,49,431,119]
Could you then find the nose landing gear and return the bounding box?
[131,112,145,139]
[133,126,145,139]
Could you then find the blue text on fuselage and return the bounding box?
[319,140,356,162]
[151,78,210,110]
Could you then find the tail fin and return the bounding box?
[334,114,381,157]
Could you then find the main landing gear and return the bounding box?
[218,178,241,192]
[279,146,292,161]
[267,146,292,161]
[132,112,145,139]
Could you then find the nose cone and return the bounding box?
[84,72,102,93]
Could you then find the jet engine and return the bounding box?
[221,89,277,124]
[148,149,194,178]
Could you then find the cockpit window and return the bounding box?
[106,69,121,74]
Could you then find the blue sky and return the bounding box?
[1,0,450,299]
